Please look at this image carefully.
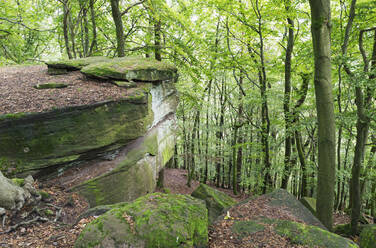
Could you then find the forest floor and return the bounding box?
[0,168,352,247]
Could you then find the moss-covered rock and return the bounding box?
[360,224,376,248]
[0,97,151,175]
[47,67,68,75]
[191,183,236,224]
[81,57,178,82]
[271,219,358,248]
[11,178,25,187]
[34,82,68,89]
[113,81,138,88]
[46,56,110,70]
[75,193,208,248]
[267,189,326,229]
[300,197,317,216]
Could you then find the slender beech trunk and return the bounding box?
[188,111,199,187]
[89,0,97,55]
[68,10,77,58]
[232,124,238,192]
[154,19,161,61]
[235,75,244,194]
[62,0,72,59]
[203,81,212,184]
[215,82,226,187]
[339,137,351,210]
[350,28,376,234]
[253,1,271,194]
[282,0,294,190]
[110,0,125,57]
[309,0,336,231]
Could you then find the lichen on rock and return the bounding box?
[75,193,208,248]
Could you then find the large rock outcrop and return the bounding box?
[75,193,208,248]
[0,56,178,207]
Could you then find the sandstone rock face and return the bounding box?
[75,193,208,248]
[0,57,178,207]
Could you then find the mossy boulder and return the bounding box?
[360,224,376,248]
[300,197,317,216]
[81,57,178,82]
[34,82,68,89]
[47,67,68,75]
[75,193,208,248]
[191,183,236,224]
[230,218,357,247]
[46,56,110,70]
[271,218,357,248]
[267,189,326,229]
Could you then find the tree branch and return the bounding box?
[121,0,145,16]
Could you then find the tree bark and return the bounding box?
[282,0,294,190]
[110,0,125,57]
[309,0,336,231]
[350,28,376,234]
[62,0,72,59]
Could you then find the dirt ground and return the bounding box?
[0,65,136,115]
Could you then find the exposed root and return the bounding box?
[0,216,48,234]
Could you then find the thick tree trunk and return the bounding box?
[110,0,125,57]
[309,0,336,231]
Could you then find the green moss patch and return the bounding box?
[272,219,358,248]
[360,224,376,248]
[113,81,138,88]
[75,193,208,248]
[34,83,68,89]
[231,221,265,238]
[81,57,178,82]
[11,178,25,187]
[47,67,68,75]
[300,197,317,216]
[46,56,110,70]
[191,183,236,224]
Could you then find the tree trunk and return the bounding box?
[154,19,161,61]
[62,0,72,59]
[110,0,125,57]
[89,0,97,55]
[282,0,294,190]
[309,0,336,231]
[350,28,376,234]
